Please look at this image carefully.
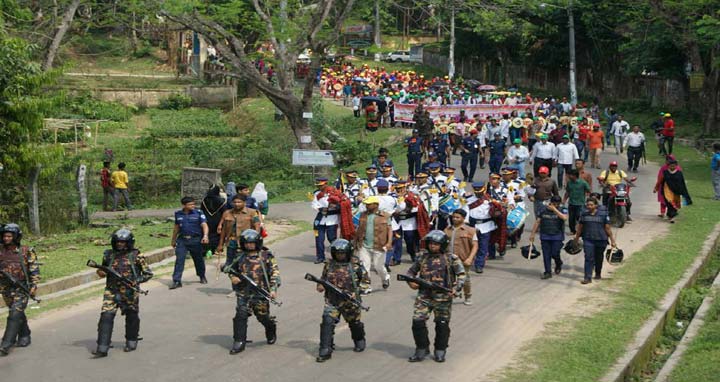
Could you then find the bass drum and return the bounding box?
[438,194,461,215]
[352,208,362,227]
[507,206,529,234]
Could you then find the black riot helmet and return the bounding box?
[423,230,449,253]
[111,228,135,251]
[1,223,23,245]
[240,229,263,251]
[330,239,353,262]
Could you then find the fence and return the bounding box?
[423,52,690,107]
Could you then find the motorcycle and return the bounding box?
[599,177,637,228]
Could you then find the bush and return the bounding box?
[159,93,193,110]
[49,93,135,122]
[147,108,237,137]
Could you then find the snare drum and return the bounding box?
[438,195,461,215]
[352,208,362,227]
[507,206,529,233]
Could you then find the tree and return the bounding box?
[162,0,355,149]
[43,0,81,70]
[0,36,61,227]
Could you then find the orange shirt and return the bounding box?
[587,130,604,149]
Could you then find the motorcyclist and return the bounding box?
[598,161,634,221]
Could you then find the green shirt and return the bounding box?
[565,179,590,206]
[363,214,375,249]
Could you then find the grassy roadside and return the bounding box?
[499,143,720,382]
[24,218,310,283]
[669,289,720,382]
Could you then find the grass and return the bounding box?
[27,217,174,281]
[499,142,720,381]
[669,288,720,382]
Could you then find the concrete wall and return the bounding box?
[78,85,237,108]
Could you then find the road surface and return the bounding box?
[2,149,668,382]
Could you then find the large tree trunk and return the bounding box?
[374,0,381,48]
[701,67,720,137]
[43,0,81,71]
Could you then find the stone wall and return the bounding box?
[75,85,237,108]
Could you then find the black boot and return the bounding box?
[0,311,23,356]
[408,320,430,362]
[230,315,248,355]
[349,321,366,352]
[434,320,450,363]
[16,313,31,348]
[261,317,277,345]
[124,311,140,352]
[93,312,115,357]
[316,316,335,362]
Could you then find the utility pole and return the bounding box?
[374,0,381,48]
[448,3,455,79]
[567,0,577,106]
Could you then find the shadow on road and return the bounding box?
[197,334,230,349]
[197,287,232,296]
[285,339,317,356]
[369,341,413,359]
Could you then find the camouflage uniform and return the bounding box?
[100,249,153,314]
[0,245,40,352]
[229,249,280,347]
[95,248,153,355]
[406,251,465,355]
[317,255,369,360]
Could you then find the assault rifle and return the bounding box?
[0,270,41,303]
[224,266,282,306]
[397,274,453,294]
[87,259,148,295]
[304,273,370,312]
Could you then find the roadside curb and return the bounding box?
[0,246,176,311]
[654,263,720,382]
[600,223,720,382]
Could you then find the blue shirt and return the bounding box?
[461,136,479,156]
[405,136,423,154]
[712,152,720,171]
[175,209,207,237]
[488,139,507,157]
[579,209,610,242]
[429,139,449,156]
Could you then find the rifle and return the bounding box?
[87,259,148,295]
[224,266,282,306]
[397,274,453,294]
[0,270,41,303]
[304,273,370,312]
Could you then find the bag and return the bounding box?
[353,106,359,111]
[605,247,624,265]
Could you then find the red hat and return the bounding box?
[610,161,618,166]
[539,166,550,174]
[470,129,478,135]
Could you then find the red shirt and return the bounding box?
[578,125,590,141]
[100,168,111,188]
[663,119,675,137]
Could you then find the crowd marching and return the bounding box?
[0,63,698,366]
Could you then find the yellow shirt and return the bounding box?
[599,170,626,186]
[111,170,129,189]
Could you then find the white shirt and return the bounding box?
[611,120,629,136]
[499,119,511,138]
[624,132,646,148]
[311,191,338,226]
[395,197,418,230]
[531,141,556,160]
[464,196,497,234]
[561,102,572,113]
[555,142,579,165]
[507,145,530,163]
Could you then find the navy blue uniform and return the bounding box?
[429,138,450,164]
[488,139,507,175]
[579,209,610,280]
[173,209,207,283]
[460,136,479,181]
[405,136,424,179]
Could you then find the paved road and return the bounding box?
[3,149,668,381]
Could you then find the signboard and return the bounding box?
[348,40,372,49]
[292,149,335,167]
[394,104,533,123]
[300,135,312,144]
[181,167,222,202]
[303,112,313,119]
[689,73,704,92]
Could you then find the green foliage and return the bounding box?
[0,37,62,223]
[49,93,136,121]
[158,93,193,110]
[146,108,237,137]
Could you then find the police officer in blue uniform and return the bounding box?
[460,129,480,182]
[405,129,424,180]
[487,132,508,175]
[429,132,450,165]
[170,196,210,289]
[421,152,446,174]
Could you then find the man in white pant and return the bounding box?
[354,196,394,293]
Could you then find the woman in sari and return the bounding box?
[654,159,691,223]
[654,155,682,217]
[365,101,379,132]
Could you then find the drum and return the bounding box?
[438,194,461,215]
[506,206,528,233]
[333,83,342,91]
[352,208,362,227]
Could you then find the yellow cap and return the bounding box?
[363,196,380,204]
[664,113,671,117]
